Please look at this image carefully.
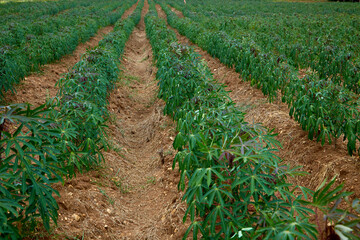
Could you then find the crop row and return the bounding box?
[0,0,90,25]
[157,2,360,157]
[170,0,360,94]
[145,1,360,239]
[0,1,143,238]
[0,0,130,100]
[180,0,360,16]
[0,0,117,47]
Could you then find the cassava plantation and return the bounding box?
[0,0,360,239]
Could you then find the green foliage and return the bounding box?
[145,2,360,239]
[0,103,62,238]
[299,177,360,239]
[169,0,360,94]
[0,0,127,99]
[0,0,143,237]
[53,0,143,176]
[286,75,360,155]
[0,0,84,24]
[159,1,360,156]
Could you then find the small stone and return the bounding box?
[106,208,112,214]
[104,225,108,229]
[72,214,81,222]
[170,137,174,141]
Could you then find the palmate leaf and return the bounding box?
[173,131,185,150]
[183,220,206,240]
[25,178,59,230]
[257,224,280,240]
[0,104,37,124]
[183,178,206,205]
[311,177,351,208]
[231,174,251,189]
[291,198,315,218]
[183,200,196,222]
[204,203,239,237]
[275,228,311,240]
[0,199,22,218]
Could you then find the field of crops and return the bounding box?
[1,0,360,239]
[163,0,360,157]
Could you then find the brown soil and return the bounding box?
[3,2,139,107]
[121,1,138,20]
[169,6,184,18]
[156,5,360,198]
[32,2,188,239]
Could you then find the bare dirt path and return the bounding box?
[169,6,184,18]
[3,3,138,107]
[156,5,360,197]
[39,2,188,240]
[120,1,138,20]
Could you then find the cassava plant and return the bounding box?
[0,103,63,239]
[145,3,360,239]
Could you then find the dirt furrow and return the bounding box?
[121,1,138,20]
[40,2,187,240]
[156,5,360,197]
[169,6,184,18]
[3,3,138,107]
